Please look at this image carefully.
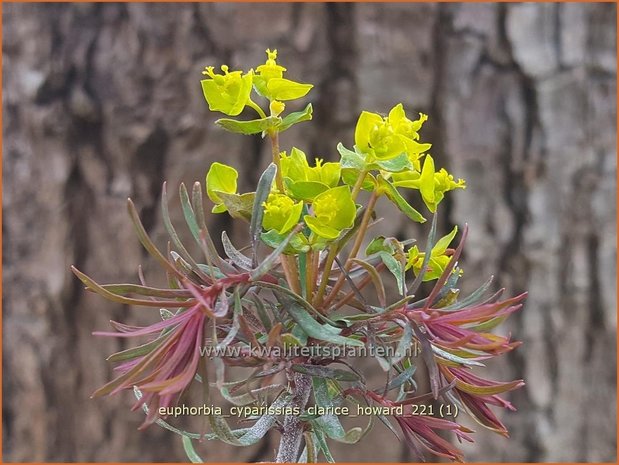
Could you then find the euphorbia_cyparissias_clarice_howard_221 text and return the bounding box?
[72,48,527,463]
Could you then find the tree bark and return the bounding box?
[3,3,615,462]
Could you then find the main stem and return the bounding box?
[313,169,369,307]
[275,373,312,462]
[269,130,285,192]
[322,191,379,309]
[269,130,301,294]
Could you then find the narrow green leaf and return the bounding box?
[222,231,252,270]
[349,258,386,307]
[378,176,426,223]
[162,183,210,283]
[161,182,192,260]
[313,429,335,463]
[379,251,406,296]
[291,364,359,382]
[259,282,335,324]
[250,164,277,265]
[391,322,413,366]
[298,252,308,299]
[196,264,226,280]
[72,266,193,308]
[100,283,191,299]
[107,333,167,362]
[191,181,231,276]
[409,213,438,296]
[431,345,485,367]
[251,294,272,332]
[303,431,318,463]
[182,437,204,463]
[385,364,417,391]
[179,183,202,244]
[191,182,208,237]
[250,224,302,281]
[444,275,494,310]
[284,301,364,347]
[127,198,183,279]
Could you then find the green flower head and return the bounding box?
[304,186,356,240]
[388,104,428,140]
[262,193,303,234]
[418,155,466,213]
[280,147,341,201]
[391,155,466,213]
[354,104,432,165]
[256,48,287,80]
[201,65,253,116]
[388,104,432,169]
[406,226,458,281]
[254,49,313,102]
[355,111,405,161]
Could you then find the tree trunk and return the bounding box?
[3,3,615,462]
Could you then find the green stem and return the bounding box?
[305,250,314,302]
[247,98,268,119]
[322,191,379,309]
[313,245,337,308]
[350,169,369,201]
[313,169,369,308]
[269,131,285,192]
[268,129,300,294]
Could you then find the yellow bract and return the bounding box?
[270,100,286,117]
[256,48,287,80]
[391,155,466,213]
[280,148,341,201]
[206,162,238,213]
[304,186,356,240]
[201,65,253,116]
[354,104,432,163]
[388,104,432,169]
[406,226,459,281]
[254,49,313,102]
[262,193,303,234]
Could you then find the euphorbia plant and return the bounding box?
[73,49,526,463]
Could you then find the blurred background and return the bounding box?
[2,2,616,462]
